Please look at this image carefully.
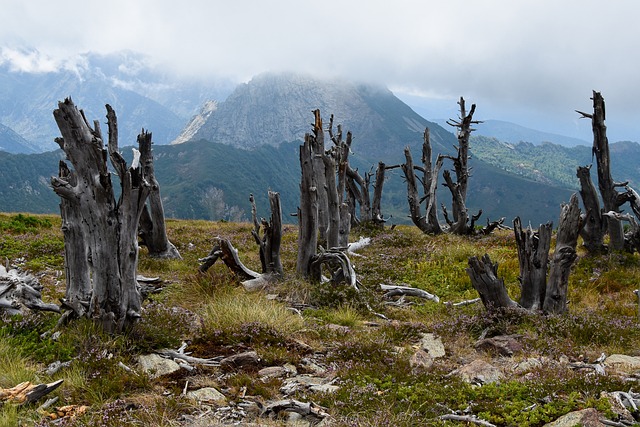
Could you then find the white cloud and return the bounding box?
[2,0,640,140]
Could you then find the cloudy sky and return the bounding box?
[1,0,639,141]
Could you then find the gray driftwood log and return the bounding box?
[0,265,60,315]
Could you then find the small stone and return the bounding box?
[475,334,523,356]
[186,387,227,405]
[301,358,327,375]
[283,363,298,376]
[259,366,288,379]
[513,358,542,374]
[410,349,434,371]
[220,351,260,369]
[309,383,340,394]
[137,354,180,379]
[603,354,640,373]
[418,333,446,358]
[455,359,504,384]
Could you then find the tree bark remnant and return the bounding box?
[576,91,624,250]
[514,217,552,310]
[469,194,581,314]
[51,99,149,333]
[296,131,319,278]
[250,191,283,276]
[576,165,607,254]
[137,131,181,259]
[466,254,518,310]
[398,128,443,234]
[543,193,582,313]
[443,97,482,235]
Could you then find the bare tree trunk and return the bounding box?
[323,151,341,249]
[576,165,607,254]
[442,170,470,234]
[57,161,90,316]
[311,110,329,245]
[543,194,582,314]
[371,161,387,226]
[250,192,284,276]
[297,133,318,277]
[443,97,482,235]
[401,146,431,233]
[422,129,444,234]
[576,91,624,250]
[514,217,552,310]
[51,99,149,333]
[466,254,518,311]
[137,131,181,259]
[469,195,580,315]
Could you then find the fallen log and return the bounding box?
[0,265,59,315]
[380,284,440,303]
[262,398,330,420]
[0,379,63,405]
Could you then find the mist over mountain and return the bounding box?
[0,50,234,152]
[188,72,455,164]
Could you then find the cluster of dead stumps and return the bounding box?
[2,91,640,424]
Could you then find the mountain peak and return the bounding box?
[190,72,448,162]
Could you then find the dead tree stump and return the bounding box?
[469,194,581,314]
[137,131,181,259]
[514,217,552,310]
[51,99,149,333]
[576,91,625,250]
[543,194,582,313]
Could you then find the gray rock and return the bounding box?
[474,334,523,356]
[418,333,446,358]
[512,358,542,374]
[309,383,340,394]
[410,348,434,371]
[603,354,640,373]
[542,408,604,426]
[137,354,180,379]
[220,351,260,369]
[186,387,227,405]
[259,366,288,379]
[455,359,504,384]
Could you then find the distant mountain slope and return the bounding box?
[0,138,574,227]
[190,72,455,164]
[435,118,590,147]
[0,123,37,154]
[0,71,600,226]
[470,136,640,191]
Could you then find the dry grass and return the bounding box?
[1,214,640,426]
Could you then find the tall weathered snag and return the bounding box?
[137,131,181,259]
[51,99,149,332]
[443,97,482,235]
[576,91,625,250]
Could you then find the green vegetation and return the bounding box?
[1,213,640,426]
